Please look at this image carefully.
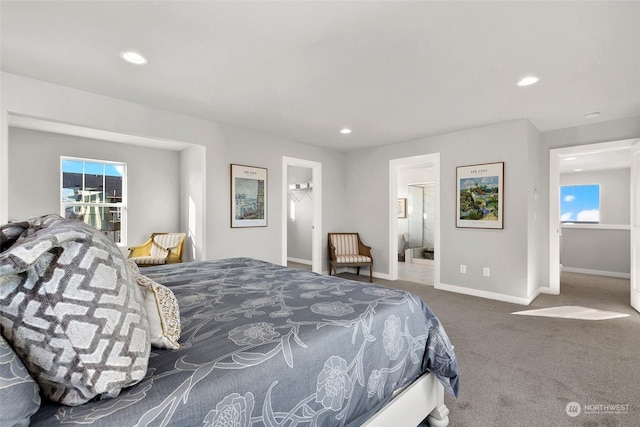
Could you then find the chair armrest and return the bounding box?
[128,237,153,258]
[358,240,372,258]
[328,239,337,260]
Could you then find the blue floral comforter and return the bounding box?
[31,258,458,426]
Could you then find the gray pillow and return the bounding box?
[0,334,41,427]
[0,214,150,406]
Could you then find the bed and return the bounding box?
[25,258,458,426]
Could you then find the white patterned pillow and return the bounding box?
[127,257,141,275]
[0,214,150,406]
[136,274,181,350]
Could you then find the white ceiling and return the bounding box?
[1,1,639,153]
[558,147,631,174]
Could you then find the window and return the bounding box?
[61,157,126,244]
[560,184,600,223]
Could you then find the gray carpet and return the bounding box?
[339,271,640,427]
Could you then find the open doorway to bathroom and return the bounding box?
[389,153,440,288]
[397,173,435,285]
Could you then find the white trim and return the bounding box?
[438,282,541,306]
[561,266,631,279]
[389,153,440,286]
[282,156,322,274]
[375,273,392,280]
[631,139,640,313]
[362,372,448,427]
[287,257,312,266]
[561,223,630,230]
[0,110,7,224]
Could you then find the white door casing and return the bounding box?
[630,140,640,313]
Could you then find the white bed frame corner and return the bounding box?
[362,372,450,427]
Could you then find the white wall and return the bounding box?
[527,121,543,297]
[346,119,538,301]
[212,127,345,268]
[4,72,638,304]
[1,73,346,269]
[180,145,207,262]
[423,184,435,248]
[8,127,180,248]
[560,168,630,275]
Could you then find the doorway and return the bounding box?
[398,181,435,285]
[548,139,635,304]
[281,157,322,274]
[286,165,313,270]
[389,153,440,286]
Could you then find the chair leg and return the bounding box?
[369,265,373,283]
[357,267,360,276]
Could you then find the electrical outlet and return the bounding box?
[483,267,490,277]
[460,265,467,274]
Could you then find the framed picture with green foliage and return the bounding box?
[456,162,504,229]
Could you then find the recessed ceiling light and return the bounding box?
[120,50,148,65]
[517,76,539,86]
[574,168,583,172]
[564,157,577,161]
[585,111,600,119]
[340,128,352,134]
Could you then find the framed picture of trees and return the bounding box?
[456,162,504,229]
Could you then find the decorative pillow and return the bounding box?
[127,257,141,275]
[0,335,41,427]
[0,214,150,406]
[135,274,181,350]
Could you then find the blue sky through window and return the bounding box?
[62,159,123,176]
[560,184,600,222]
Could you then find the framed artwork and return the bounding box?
[397,198,407,218]
[230,164,267,228]
[456,162,504,229]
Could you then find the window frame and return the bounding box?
[560,183,601,224]
[60,156,127,246]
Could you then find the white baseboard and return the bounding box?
[373,271,391,280]
[538,286,559,296]
[437,282,538,306]
[287,257,312,266]
[327,267,390,281]
[562,267,630,279]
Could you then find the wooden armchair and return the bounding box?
[128,232,186,267]
[328,232,373,282]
